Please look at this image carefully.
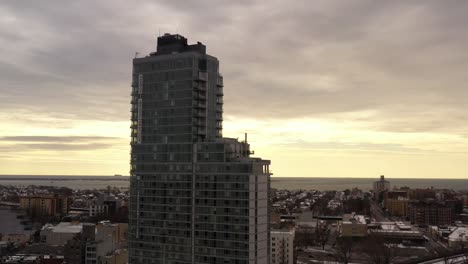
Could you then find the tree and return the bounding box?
[443,254,455,264]
[455,238,468,264]
[315,223,331,250]
[362,233,395,264]
[343,189,351,196]
[3,241,17,256]
[294,227,315,249]
[461,252,468,264]
[332,237,354,264]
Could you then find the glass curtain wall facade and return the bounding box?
[129,34,271,264]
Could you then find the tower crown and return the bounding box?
[152,33,206,56]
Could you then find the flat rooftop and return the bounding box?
[42,222,83,233]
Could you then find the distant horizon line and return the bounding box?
[0,174,466,180]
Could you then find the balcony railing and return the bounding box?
[196,71,208,81]
[195,111,206,117]
[193,119,206,126]
[195,102,207,108]
[194,82,207,91]
[216,75,223,87]
[196,93,206,100]
[196,129,206,135]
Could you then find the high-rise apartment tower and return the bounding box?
[129,34,271,264]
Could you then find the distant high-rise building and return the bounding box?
[373,175,390,202]
[129,33,271,264]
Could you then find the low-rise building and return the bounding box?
[40,255,65,264]
[85,239,113,264]
[448,227,468,249]
[408,188,436,200]
[19,195,70,219]
[408,201,452,226]
[296,210,318,228]
[1,255,64,264]
[0,241,8,254]
[427,225,458,241]
[1,233,30,244]
[88,194,124,218]
[59,222,128,264]
[40,222,83,245]
[463,195,468,207]
[271,229,295,264]
[341,213,367,237]
[385,197,409,217]
[64,224,96,264]
[89,204,108,217]
[98,249,128,264]
[96,221,128,249]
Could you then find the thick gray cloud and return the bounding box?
[1,0,467,133]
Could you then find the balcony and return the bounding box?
[194,82,207,91]
[216,75,223,87]
[216,88,223,96]
[195,102,207,108]
[196,93,206,100]
[196,71,208,82]
[195,111,206,118]
[193,120,206,127]
[216,98,223,104]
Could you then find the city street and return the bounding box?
[370,200,389,222]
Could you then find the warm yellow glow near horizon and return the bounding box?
[1,111,467,179]
[222,115,468,179]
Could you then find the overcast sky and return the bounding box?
[1,0,468,178]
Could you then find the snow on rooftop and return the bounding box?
[448,227,468,242]
[42,222,83,233]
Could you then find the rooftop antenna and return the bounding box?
[158,28,161,37]
[244,133,248,144]
[134,52,140,58]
